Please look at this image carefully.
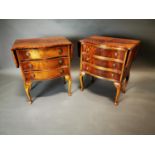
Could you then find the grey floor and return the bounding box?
[0,61,155,134]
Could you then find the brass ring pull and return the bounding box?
[113,63,116,67]
[26,51,30,57]
[58,48,63,54]
[59,69,64,74]
[58,59,63,65]
[86,57,90,61]
[114,52,118,57]
[28,63,33,68]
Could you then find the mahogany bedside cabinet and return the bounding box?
[79,36,140,105]
[11,37,72,104]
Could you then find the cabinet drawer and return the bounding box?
[17,46,68,61]
[82,54,123,71]
[93,47,126,60]
[82,44,96,53]
[21,57,69,71]
[82,63,120,81]
[82,44,126,61]
[24,67,69,81]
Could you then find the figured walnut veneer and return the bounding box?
[79,36,140,105]
[11,36,72,104]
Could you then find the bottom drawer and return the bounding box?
[24,67,69,81]
[82,64,120,81]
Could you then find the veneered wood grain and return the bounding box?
[94,47,126,60]
[20,57,68,71]
[82,43,126,60]
[24,67,69,81]
[82,54,123,71]
[11,36,72,50]
[82,63,120,81]
[80,35,140,50]
[16,46,68,61]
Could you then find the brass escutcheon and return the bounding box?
[28,63,33,68]
[60,69,64,74]
[58,59,63,65]
[26,51,30,57]
[58,48,63,54]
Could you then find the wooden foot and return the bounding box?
[65,75,72,96]
[24,81,32,104]
[80,72,84,91]
[68,78,72,96]
[114,82,121,106]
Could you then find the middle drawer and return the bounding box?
[82,54,123,71]
[21,57,69,71]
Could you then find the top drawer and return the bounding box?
[82,44,126,61]
[16,46,68,61]
[94,48,126,60]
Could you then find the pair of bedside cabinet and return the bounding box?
[11,36,140,105]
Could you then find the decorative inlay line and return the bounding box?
[99,45,124,51]
[93,55,124,63]
[83,62,121,74]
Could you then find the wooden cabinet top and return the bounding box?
[80,36,140,50]
[11,36,72,51]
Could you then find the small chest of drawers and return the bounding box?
[11,37,72,104]
[79,36,140,105]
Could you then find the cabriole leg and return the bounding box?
[114,82,121,106]
[24,81,32,104]
[121,79,126,93]
[80,72,85,91]
[65,75,72,96]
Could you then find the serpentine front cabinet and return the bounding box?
[11,37,72,104]
[79,36,140,105]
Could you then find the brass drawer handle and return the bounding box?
[86,57,90,61]
[58,59,63,65]
[59,69,64,74]
[26,51,30,57]
[86,67,89,70]
[111,73,114,77]
[28,63,33,68]
[58,48,63,54]
[113,63,116,67]
[114,52,118,57]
